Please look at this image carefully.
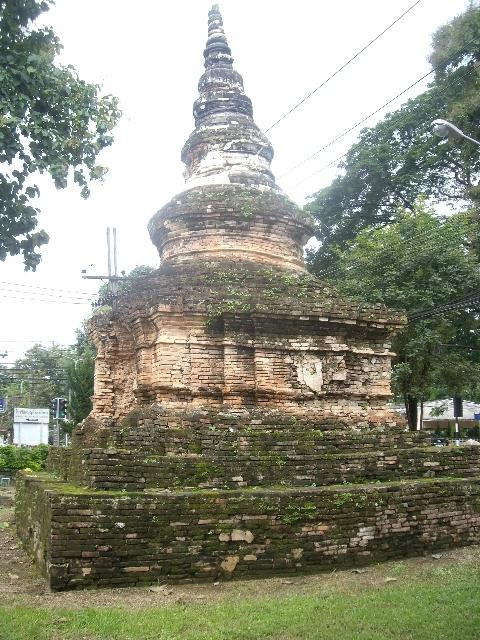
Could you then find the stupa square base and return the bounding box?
[16,472,480,590]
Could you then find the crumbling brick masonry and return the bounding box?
[16,4,480,589]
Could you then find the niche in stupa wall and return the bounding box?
[223,344,255,393]
[105,322,137,418]
[132,318,157,390]
[190,342,224,391]
[254,349,299,393]
[342,352,393,395]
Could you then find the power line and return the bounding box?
[5,295,94,305]
[3,291,95,302]
[0,380,68,385]
[290,152,348,190]
[0,367,70,372]
[0,374,68,380]
[264,0,423,133]
[437,343,480,352]
[0,280,94,296]
[280,35,476,182]
[2,286,95,301]
[280,68,434,179]
[408,290,480,321]
[0,340,74,344]
[314,217,477,280]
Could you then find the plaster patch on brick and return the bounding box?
[295,354,323,393]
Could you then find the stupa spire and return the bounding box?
[204,4,233,69]
[181,4,276,188]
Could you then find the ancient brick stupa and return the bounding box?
[17,5,480,590]
[89,4,405,425]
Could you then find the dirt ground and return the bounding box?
[2,485,480,610]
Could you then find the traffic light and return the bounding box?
[50,398,67,419]
[50,398,59,419]
[58,398,68,420]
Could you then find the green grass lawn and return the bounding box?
[2,563,480,640]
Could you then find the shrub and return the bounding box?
[0,444,49,472]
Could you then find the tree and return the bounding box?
[0,0,120,269]
[316,204,480,429]
[306,3,480,273]
[0,343,71,407]
[0,331,96,438]
[95,264,157,305]
[0,342,72,438]
[65,327,95,426]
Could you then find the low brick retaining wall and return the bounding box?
[16,472,480,590]
[48,444,480,491]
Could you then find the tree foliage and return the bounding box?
[0,443,48,470]
[0,329,95,437]
[96,264,157,305]
[66,327,95,426]
[0,0,120,269]
[319,204,480,428]
[1,343,70,406]
[306,3,480,272]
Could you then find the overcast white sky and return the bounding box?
[0,0,467,362]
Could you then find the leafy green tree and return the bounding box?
[96,264,156,305]
[0,328,97,439]
[65,327,95,426]
[317,204,480,428]
[0,343,70,407]
[0,342,72,439]
[306,3,480,273]
[0,0,120,269]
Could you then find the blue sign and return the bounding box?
[0,397,6,413]
[475,413,480,421]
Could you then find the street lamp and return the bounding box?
[431,119,480,147]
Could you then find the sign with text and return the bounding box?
[0,397,6,413]
[13,407,49,423]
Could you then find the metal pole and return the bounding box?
[113,227,118,276]
[106,227,112,278]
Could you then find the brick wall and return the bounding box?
[88,261,405,423]
[16,473,480,590]
[48,440,480,492]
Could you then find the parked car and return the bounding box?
[430,437,450,447]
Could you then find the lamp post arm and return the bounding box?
[457,130,480,147]
[432,119,480,147]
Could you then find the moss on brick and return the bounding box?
[16,474,480,590]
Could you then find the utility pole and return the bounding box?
[113,227,118,280]
[81,227,123,303]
